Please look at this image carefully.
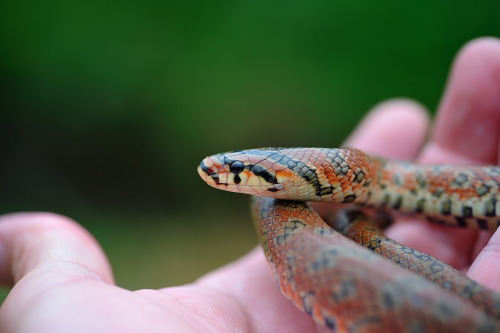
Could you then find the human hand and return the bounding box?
[340,37,500,293]
[1,37,499,333]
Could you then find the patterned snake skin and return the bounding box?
[198,148,500,332]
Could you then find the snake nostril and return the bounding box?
[200,158,215,176]
[200,161,216,175]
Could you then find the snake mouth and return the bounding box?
[197,160,229,187]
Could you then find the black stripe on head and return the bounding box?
[233,149,332,197]
[270,152,331,197]
[251,164,278,184]
[294,161,332,196]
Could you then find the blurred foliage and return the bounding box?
[0,0,499,290]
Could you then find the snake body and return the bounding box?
[198,148,500,332]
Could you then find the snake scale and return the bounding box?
[198,147,500,332]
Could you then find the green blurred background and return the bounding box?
[0,0,499,294]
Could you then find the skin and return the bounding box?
[1,37,500,332]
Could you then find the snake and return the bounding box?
[197,147,500,332]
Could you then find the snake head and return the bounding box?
[199,147,374,202]
[198,149,288,197]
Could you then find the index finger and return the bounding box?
[398,38,500,287]
[420,37,500,165]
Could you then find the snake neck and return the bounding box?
[366,159,500,229]
[315,148,380,204]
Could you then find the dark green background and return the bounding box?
[1,1,499,291]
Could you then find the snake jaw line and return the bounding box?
[198,155,288,198]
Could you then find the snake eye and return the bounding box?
[230,161,245,174]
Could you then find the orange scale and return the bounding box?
[388,249,399,257]
[326,176,336,185]
[351,183,362,192]
[449,188,467,199]
[340,182,351,191]
[407,258,417,265]
[459,191,479,200]
[472,179,484,187]
[276,168,295,180]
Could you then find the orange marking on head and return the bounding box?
[276,168,296,180]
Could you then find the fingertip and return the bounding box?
[0,212,114,286]
[345,98,430,160]
[467,228,500,292]
[430,37,500,164]
[455,37,500,64]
